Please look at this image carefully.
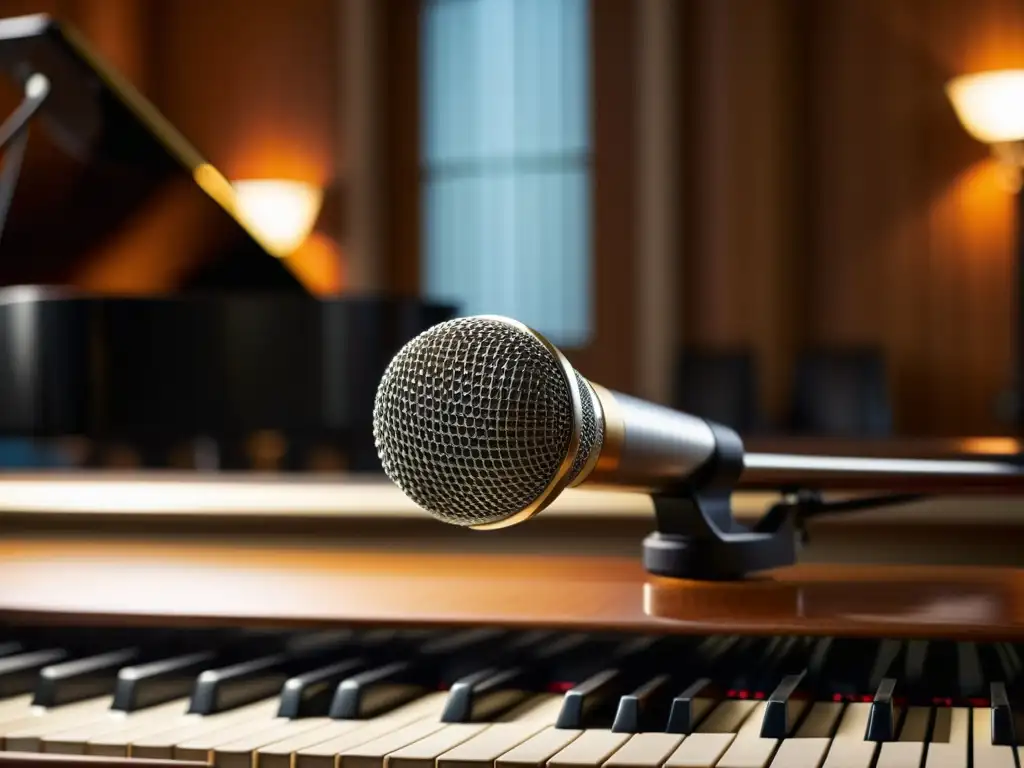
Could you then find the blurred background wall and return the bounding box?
[2,0,1023,438]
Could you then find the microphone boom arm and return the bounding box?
[643,428,1024,581]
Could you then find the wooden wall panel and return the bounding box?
[145,0,338,187]
[684,0,1024,435]
[683,0,802,420]
[565,0,639,395]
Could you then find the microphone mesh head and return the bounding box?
[373,316,580,527]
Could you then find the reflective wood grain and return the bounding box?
[1,536,1023,640]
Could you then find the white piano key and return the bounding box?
[260,692,449,768]
[384,723,488,768]
[717,703,779,768]
[663,734,735,768]
[924,707,968,768]
[546,729,632,768]
[436,695,563,768]
[602,733,685,768]
[821,703,876,768]
[174,712,292,762]
[2,695,115,752]
[297,693,451,768]
[794,703,844,739]
[971,708,1015,768]
[876,707,930,768]
[89,696,271,757]
[42,697,190,754]
[494,726,582,768]
[768,700,844,768]
[326,717,448,768]
[769,737,830,768]
[130,698,279,759]
[214,717,333,768]
[662,699,761,768]
[698,701,759,735]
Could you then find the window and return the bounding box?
[421,0,591,347]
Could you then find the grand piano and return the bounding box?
[0,13,454,472]
[0,13,1024,768]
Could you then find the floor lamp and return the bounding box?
[947,70,1024,430]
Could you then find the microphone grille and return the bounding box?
[373,316,580,527]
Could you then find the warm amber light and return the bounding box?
[231,179,323,257]
[946,70,1024,144]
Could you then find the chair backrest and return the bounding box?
[790,347,893,436]
[673,349,759,433]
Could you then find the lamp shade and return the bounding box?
[232,179,323,257]
[946,69,1024,144]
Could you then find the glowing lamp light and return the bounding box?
[946,70,1024,190]
[232,179,323,257]
[946,70,1024,144]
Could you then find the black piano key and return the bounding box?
[867,640,902,693]
[956,643,986,701]
[805,637,834,692]
[728,638,779,693]
[0,642,23,659]
[278,657,367,719]
[112,650,218,712]
[556,668,628,729]
[34,647,140,707]
[902,641,928,698]
[866,677,898,741]
[553,636,667,730]
[991,682,1016,746]
[666,677,716,734]
[329,660,427,719]
[761,671,807,739]
[431,630,512,684]
[189,640,344,715]
[0,649,67,698]
[999,643,1023,683]
[441,666,533,723]
[611,673,673,734]
[328,630,514,721]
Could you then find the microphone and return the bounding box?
[374,314,1024,579]
[372,314,744,530]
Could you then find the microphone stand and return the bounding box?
[643,435,1024,581]
[0,73,50,244]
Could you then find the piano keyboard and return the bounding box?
[0,627,1018,768]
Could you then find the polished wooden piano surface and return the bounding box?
[0,460,1023,768]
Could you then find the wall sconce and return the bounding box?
[232,179,324,257]
[946,69,1024,190]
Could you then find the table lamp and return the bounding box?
[947,69,1024,429]
[231,179,323,257]
[947,70,1024,190]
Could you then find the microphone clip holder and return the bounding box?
[643,422,799,581]
[644,491,799,581]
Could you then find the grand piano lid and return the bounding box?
[0,13,309,294]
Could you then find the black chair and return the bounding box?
[790,347,893,436]
[673,349,760,433]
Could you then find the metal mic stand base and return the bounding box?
[642,490,798,581]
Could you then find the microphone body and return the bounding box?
[573,383,721,491]
[373,315,743,529]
